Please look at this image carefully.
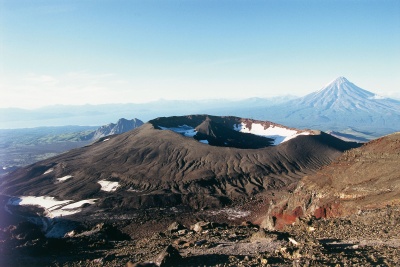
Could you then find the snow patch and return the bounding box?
[50,208,85,217]
[6,197,98,238]
[98,180,120,192]
[61,199,98,210]
[159,125,211,145]
[369,94,386,100]
[234,123,310,145]
[56,175,73,183]
[43,168,54,175]
[127,187,144,193]
[9,196,71,210]
[209,208,251,220]
[159,125,197,137]
[6,196,98,218]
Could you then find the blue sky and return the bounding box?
[1,0,399,108]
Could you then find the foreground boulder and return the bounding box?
[154,245,182,266]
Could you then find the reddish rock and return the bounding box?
[269,206,304,229]
[314,203,343,219]
[264,132,400,229]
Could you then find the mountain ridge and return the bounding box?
[85,118,144,140]
[0,115,360,214]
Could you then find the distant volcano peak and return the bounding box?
[233,77,400,137]
[289,77,400,122]
[322,76,353,90]
[316,77,374,99]
[335,76,349,82]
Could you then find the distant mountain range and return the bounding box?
[1,77,399,139]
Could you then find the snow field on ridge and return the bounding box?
[159,125,197,137]
[234,122,310,145]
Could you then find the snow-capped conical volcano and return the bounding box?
[318,76,375,98]
[250,77,400,136]
[297,76,388,112]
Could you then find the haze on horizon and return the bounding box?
[1,0,400,109]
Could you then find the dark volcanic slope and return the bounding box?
[265,132,400,229]
[0,115,360,212]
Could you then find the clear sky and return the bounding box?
[1,0,399,109]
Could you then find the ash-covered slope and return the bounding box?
[0,115,360,215]
[265,132,400,229]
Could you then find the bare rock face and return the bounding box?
[88,118,144,140]
[264,132,400,229]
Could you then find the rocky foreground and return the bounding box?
[1,205,399,266]
[1,124,398,266]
